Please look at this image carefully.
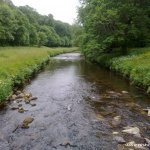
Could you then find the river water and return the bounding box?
[0,53,149,150]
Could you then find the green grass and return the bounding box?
[0,46,77,102]
[95,47,150,93]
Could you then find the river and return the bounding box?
[0,53,149,150]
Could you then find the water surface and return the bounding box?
[0,53,149,150]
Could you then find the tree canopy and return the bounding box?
[0,0,72,47]
[78,0,150,59]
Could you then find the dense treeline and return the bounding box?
[78,0,150,60]
[0,0,72,47]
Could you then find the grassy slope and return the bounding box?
[95,47,150,93]
[0,47,77,102]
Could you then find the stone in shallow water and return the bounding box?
[122,91,129,94]
[23,117,34,124]
[111,116,122,127]
[21,117,34,129]
[122,127,141,138]
[30,103,36,107]
[29,96,38,101]
[18,108,25,113]
[113,136,126,144]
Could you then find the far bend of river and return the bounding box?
[0,53,150,150]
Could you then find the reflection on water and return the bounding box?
[0,53,149,150]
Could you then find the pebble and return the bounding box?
[113,136,126,144]
[122,126,141,137]
[22,117,34,129]
[30,103,36,107]
[112,132,119,135]
[67,104,72,111]
[111,116,121,127]
[29,97,38,101]
[18,108,25,113]
[122,91,129,94]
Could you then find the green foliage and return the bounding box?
[0,0,73,47]
[78,0,150,59]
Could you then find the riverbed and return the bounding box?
[0,53,149,150]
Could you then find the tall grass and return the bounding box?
[0,47,77,102]
[96,47,150,93]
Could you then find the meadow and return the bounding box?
[0,47,77,103]
[96,47,150,93]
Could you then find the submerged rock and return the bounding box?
[122,126,141,137]
[25,93,32,99]
[16,90,22,95]
[18,108,25,113]
[67,104,72,111]
[18,104,22,107]
[11,106,19,110]
[113,136,126,144]
[143,108,150,117]
[112,132,119,135]
[29,97,38,101]
[23,117,34,124]
[25,99,30,104]
[30,103,36,107]
[11,95,17,101]
[144,138,150,146]
[122,91,129,94]
[111,116,122,127]
[22,117,34,129]
[17,93,24,99]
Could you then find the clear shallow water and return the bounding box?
[0,53,149,150]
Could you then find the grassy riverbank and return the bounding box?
[0,47,77,103]
[95,47,150,93]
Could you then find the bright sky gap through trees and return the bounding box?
[11,0,80,24]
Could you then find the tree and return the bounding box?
[78,0,150,59]
[38,32,47,47]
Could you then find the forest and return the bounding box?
[0,0,73,47]
[78,0,150,59]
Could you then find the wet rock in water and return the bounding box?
[96,114,104,121]
[30,103,36,107]
[112,131,119,135]
[122,126,141,138]
[144,138,150,146]
[25,99,30,104]
[122,91,129,94]
[16,99,23,103]
[21,123,29,129]
[18,108,25,113]
[67,104,72,111]
[18,104,22,107]
[22,117,34,129]
[25,93,32,98]
[17,93,24,99]
[29,97,38,101]
[143,108,150,117]
[11,94,17,101]
[111,116,122,127]
[16,90,22,95]
[10,104,19,110]
[113,136,126,144]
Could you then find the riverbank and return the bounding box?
[0,47,77,104]
[94,47,150,93]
